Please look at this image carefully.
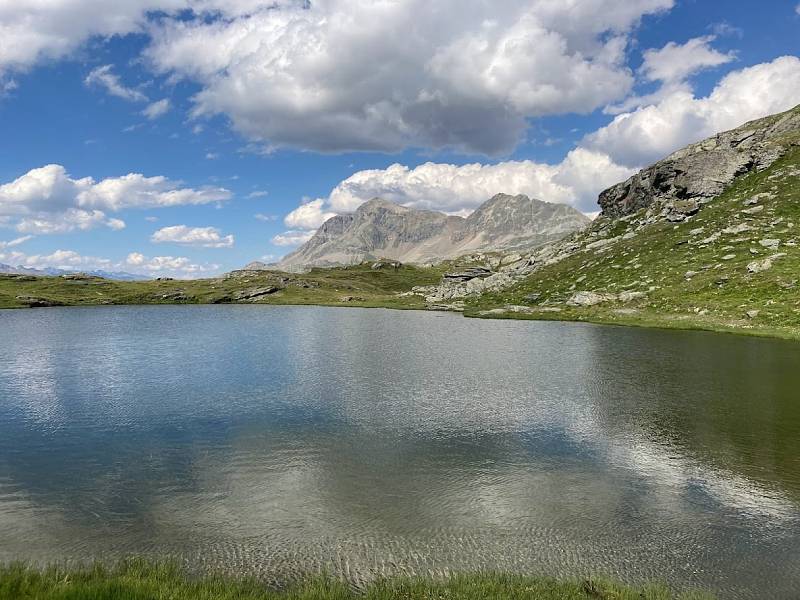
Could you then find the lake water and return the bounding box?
[0,305,799,598]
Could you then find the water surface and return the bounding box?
[1,306,799,598]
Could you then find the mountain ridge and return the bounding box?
[276,194,590,271]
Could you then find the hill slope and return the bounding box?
[459,105,800,338]
[276,195,589,270]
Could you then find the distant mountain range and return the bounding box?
[273,194,590,271]
[0,263,143,281]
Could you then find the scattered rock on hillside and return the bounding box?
[233,287,280,301]
[747,258,774,273]
[15,296,65,308]
[567,291,614,307]
[371,260,402,270]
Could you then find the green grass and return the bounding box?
[0,561,714,600]
[0,263,446,312]
[469,146,800,340]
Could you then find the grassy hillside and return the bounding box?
[0,562,713,600]
[0,263,445,311]
[2,145,799,341]
[470,146,800,339]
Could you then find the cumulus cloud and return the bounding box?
[0,247,220,278]
[125,251,218,276]
[0,248,113,271]
[0,164,231,234]
[284,199,337,230]
[277,149,634,238]
[85,64,148,102]
[151,225,234,248]
[145,0,673,154]
[271,230,315,247]
[584,55,800,167]
[639,36,735,84]
[142,98,171,119]
[275,54,800,245]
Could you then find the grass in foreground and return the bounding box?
[0,561,714,600]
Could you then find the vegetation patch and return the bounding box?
[0,561,714,600]
[469,147,800,340]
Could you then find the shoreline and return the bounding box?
[2,296,799,342]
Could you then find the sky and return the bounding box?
[0,0,799,278]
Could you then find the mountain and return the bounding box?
[276,194,590,270]
[419,104,800,337]
[0,263,143,281]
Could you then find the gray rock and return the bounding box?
[759,238,781,249]
[277,194,589,270]
[443,267,493,282]
[618,291,646,303]
[232,287,280,301]
[15,296,65,308]
[742,205,765,215]
[599,106,800,218]
[371,259,402,270]
[747,258,773,273]
[567,291,615,307]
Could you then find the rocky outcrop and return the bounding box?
[599,105,800,218]
[15,296,65,308]
[276,195,590,271]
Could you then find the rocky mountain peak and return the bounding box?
[275,194,589,271]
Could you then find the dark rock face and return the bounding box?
[15,296,65,308]
[233,287,280,301]
[599,105,800,218]
[443,267,493,282]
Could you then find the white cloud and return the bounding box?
[247,190,268,199]
[151,225,234,248]
[796,3,800,16]
[284,199,337,230]
[584,55,800,167]
[0,248,113,271]
[282,150,633,228]
[639,36,734,84]
[145,0,673,154]
[271,230,315,247]
[0,164,231,234]
[142,98,171,119]
[254,213,277,222]
[85,64,147,102]
[275,54,800,243]
[125,251,219,277]
[0,235,33,249]
[205,152,219,160]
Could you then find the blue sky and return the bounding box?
[0,0,799,277]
